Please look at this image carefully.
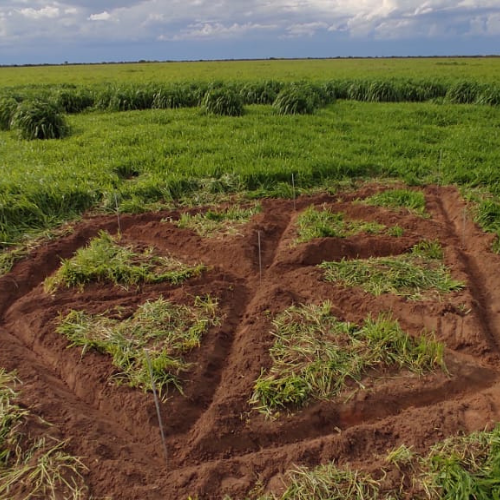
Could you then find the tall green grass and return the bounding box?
[2,100,500,246]
[3,58,500,87]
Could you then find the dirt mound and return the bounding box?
[2,185,500,499]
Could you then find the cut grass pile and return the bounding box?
[295,205,385,243]
[174,202,261,237]
[320,241,464,300]
[0,369,88,500]
[363,189,427,215]
[250,302,444,415]
[44,230,205,293]
[57,295,219,394]
[266,425,500,499]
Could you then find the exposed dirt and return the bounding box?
[2,184,500,499]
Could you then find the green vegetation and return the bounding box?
[250,302,444,415]
[3,58,500,87]
[174,203,261,237]
[260,425,500,499]
[2,99,500,246]
[363,189,427,215]
[10,100,69,140]
[320,241,463,299]
[295,205,385,243]
[202,87,245,116]
[57,295,219,394]
[44,231,205,292]
[272,85,321,115]
[0,97,17,131]
[0,369,88,500]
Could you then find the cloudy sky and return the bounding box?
[1,0,500,65]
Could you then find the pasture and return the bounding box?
[2,58,500,499]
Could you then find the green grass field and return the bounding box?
[3,57,500,86]
[1,57,500,251]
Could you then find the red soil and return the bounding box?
[2,184,500,499]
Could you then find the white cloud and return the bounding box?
[0,0,499,58]
[285,22,328,37]
[166,21,276,40]
[88,11,111,21]
[18,6,60,19]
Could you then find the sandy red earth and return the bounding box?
[2,184,500,499]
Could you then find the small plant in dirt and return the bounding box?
[0,246,29,276]
[295,205,385,243]
[250,302,444,415]
[272,85,319,115]
[173,203,261,237]
[57,295,219,394]
[320,241,463,300]
[44,231,205,292]
[10,100,69,140]
[268,425,500,499]
[388,225,405,237]
[0,97,18,131]
[363,189,427,215]
[202,88,244,116]
[0,369,88,500]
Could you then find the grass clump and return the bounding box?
[10,100,69,140]
[44,231,205,292]
[250,302,444,414]
[57,295,219,394]
[295,205,385,243]
[202,88,244,116]
[0,246,29,276]
[269,425,500,499]
[0,97,18,131]
[320,241,463,300]
[279,463,380,499]
[364,189,427,215]
[272,85,319,115]
[174,203,261,237]
[0,369,88,500]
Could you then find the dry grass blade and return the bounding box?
[0,370,88,500]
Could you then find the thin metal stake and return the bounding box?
[462,208,467,247]
[258,230,262,285]
[291,173,296,211]
[436,150,443,197]
[114,193,121,234]
[144,350,168,467]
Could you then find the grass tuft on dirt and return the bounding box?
[0,369,88,500]
[320,241,464,300]
[266,425,500,499]
[173,203,261,237]
[44,230,205,292]
[363,188,427,215]
[250,302,444,415]
[295,205,385,243]
[57,295,219,394]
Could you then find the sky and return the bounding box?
[1,1,500,65]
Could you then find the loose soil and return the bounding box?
[2,184,500,499]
